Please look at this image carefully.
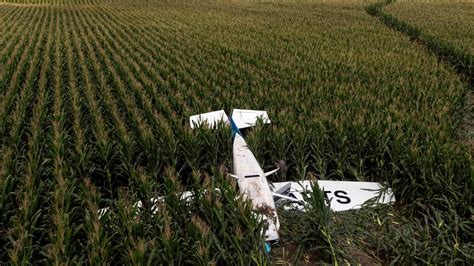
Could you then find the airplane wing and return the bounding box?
[99,180,395,217]
[189,110,228,129]
[272,180,395,212]
[98,191,197,218]
[231,109,270,129]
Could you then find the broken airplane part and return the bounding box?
[272,180,394,212]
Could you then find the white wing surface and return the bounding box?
[272,180,395,212]
[231,109,270,129]
[190,110,228,129]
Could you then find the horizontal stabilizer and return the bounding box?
[190,110,228,129]
[231,109,270,129]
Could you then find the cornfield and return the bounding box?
[386,0,474,54]
[0,0,472,264]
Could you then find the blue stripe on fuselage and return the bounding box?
[229,116,241,138]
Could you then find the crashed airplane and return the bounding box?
[100,109,395,251]
[189,109,395,248]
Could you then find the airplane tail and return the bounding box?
[189,109,270,131]
[231,109,271,129]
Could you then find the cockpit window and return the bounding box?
[245,174,259,178]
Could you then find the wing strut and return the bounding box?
[264,168,279,177]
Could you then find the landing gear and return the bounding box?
[276,159,288,173]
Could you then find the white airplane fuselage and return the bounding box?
[232,133,280,242]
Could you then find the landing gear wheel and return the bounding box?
[276,159,288,173]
